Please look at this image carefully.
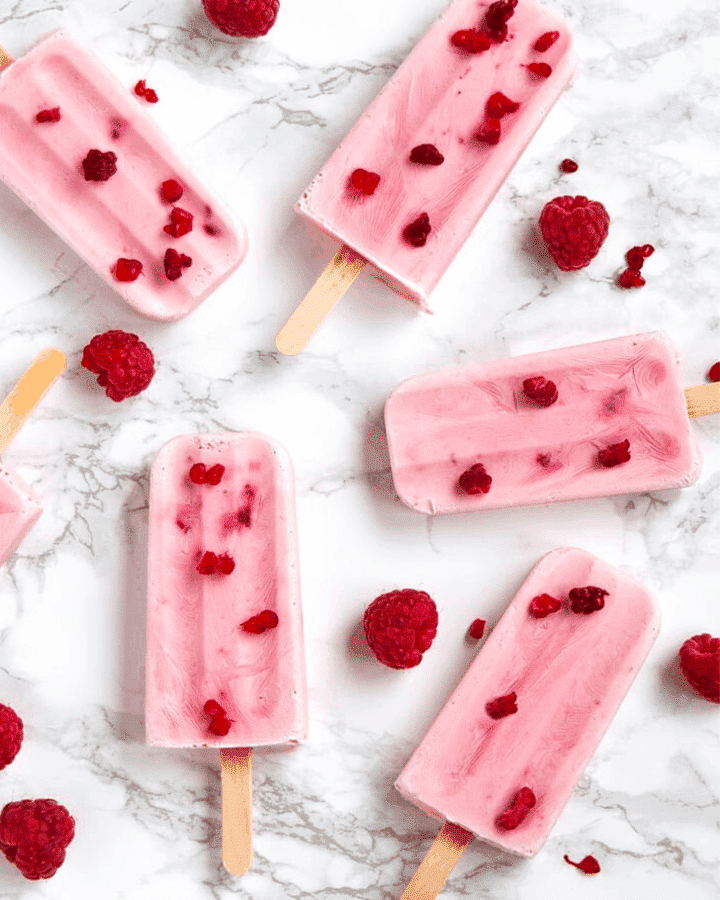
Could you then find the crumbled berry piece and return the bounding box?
[161,179,184,203]
[569,586,608,614]
[496,787,536,830]
[597,439,631,468]
[678,634,719,703]
[536,452,559,470]
[196,551,235,575]
[0,705,23,771]
[533,30,560,52]
[204,699,232,736]
[403,212,432,247]
[559,158,578,173]
[539,195,610,271]
[189,463,208,484]
[564,854,601,874]
[476,117,502,145]
[81,149,117,182]
[468,618,486,639]
[205,464,225,485]
[203,0,279,36]
[458,462,492,495]
[350,168,381,195]
[708,362,720,383]
[409,144,445,165]
[81,329,155,402]
[484,0,518,42]
[486,691,518,719]
[363,588,438,669]
[450,29,492,53]
[109,117,126,140]
[134,79,158,103]
[617,267,645,288]
[241,610,279,633]
[35,107,61,123]
[0,799,75,880]
[529,592,562,618]
[625,244,655,268]
[526,61,552,77]
[164,248,192,280]
[114,258,143,282]
[486,92,520,118]
[163,207,194,238]
[523,376,558,407]
[216,553,236,574]
[204,223,220,236]
[226,484,257,528]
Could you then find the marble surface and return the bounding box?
[0,0,718,896]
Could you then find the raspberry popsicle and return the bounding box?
[145,432,307,875]
[395,548,660,897]
[385,332,718,514]
[276,0,575,353]
[0,31,246,321]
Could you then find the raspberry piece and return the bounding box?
[617,267,645,289]
[216,554,236,574]
[468,618,486,639]
[526,61,552,78]
[534,30,560,51]
[450,29,491,53]
[496,787,536,830]
[235,485,256,527]
[203,699,232,736]
[535,452,559,470]
[350,168,381,195]
[564,854,601,874]
[529,592,562,618]
[189,463,208,484]
[36,107,61,123]
[523,375,558,407]
[625,244,655,268]
[559,158,578,173]
[597,439,631,467]
[0,705,23,771]
[196,551,235,575]
[458,462,492,495]
[164,248,192,280]
[202,0,279,36]
[205,464,225,485]
[134,79,158,103]
[708,362,720,383]
[403,213,432,247]
[678,634,719,703]
[409,144,445,166]
[484,0,518,42]
[241,610,279,633]
[486,92,520,118]
[363,588,439,669]
[81,149,117,182]
[81,329,155,402]
[161,179,184,203]
[476,117,502,145]
[539,195,610,271]
[163,207,194,238]
[569,586,608,614]
[114,258,143,282]
[486,691,518,719]
[0,799,75,880]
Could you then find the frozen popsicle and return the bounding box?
[0,348,66,569]
[145,432,307,875]
[385,332,718,515]
[0,31,246,321]
[276,0,575,354]
[394,547,660,897]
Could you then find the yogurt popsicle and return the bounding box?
[277,0,575,353]
[395,548,660,896]
[0,31,246,321]
[145,432,307,874]
[385,332,715,515]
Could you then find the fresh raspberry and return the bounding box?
[363,588,438,669]
[617,267,645,289]
[163,207,194,238]
[114,258,143,282]
[678,634,719,703]
[164,248,192,280]
[486,92,520,118]
[203,699,232,736]
[134,79,158,103]
[160,179,184,203]
[569,586,608,614]
[409,144,445,166]
[533,30,559,51]
[189,463,225,485]
[458,462,492,495]
[708,362,720,383]
[35,107,61,123]
[523,376,558,407]
[539,195,610,271]
[559,158,578,173]
[475,117,502,145]
[468,618,486,639]
[0,799,75,880]
[484,0,518,42]
[203,0,279,37]
[81,149,117,182]
[625,244,654,268]
[496,787,536,830]
[529,592,562,618]
[350,168,380,195]
[196,551,235,575]
[597,439,631,468]
[450,29,492,53]
[81,329,155,402]
[402,213,432,247]
[526,61,552,78]
[486,691,518,719]
[564,854,601,874]
[0,705,23,770]
[241,610,279,633]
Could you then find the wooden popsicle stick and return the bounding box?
[276,244,366,355]
[0,348,66,455]
[0,46,12,71]
[220,747,253,876]
[399,821,474,900]
[685,383,720,419]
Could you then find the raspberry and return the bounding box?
[163,207,194,238]
[476,117,502,145]
[81,149,117,182]
[597,439,631,468]
[678,634,719,703]
[350,168,380,195]
[196,551,235,575]
[485,691,518,719]
[569,586,608,614]
[203,0,279,37]
[160,179,184,203]
[617,267,645,289]
[484,0,518,42]
[114,258,143,282]
[468,618,486,639]
[458,462,492,495]
[203,699,232,736]
[164,248,192,280]
[523,376,558,407]
[409,144,445,166]
[564,854,601,874]
[536,452,559,470]
[559,158,578,173]
[81,329,155,402]
[539,195,610,271]
[526,61,552,78]
[241,610,279,633]
[134,79,158,103]
[534,30,559,51]
[189,463,225,485]
[529,592,562,618]
[363,588,438,669]
[486,92,520,118]
[0,799,75,880]
[235,485,256,527]
[36,107,61,123]
[450,29,491,53]
[496,787,536,830]
[708,362,720,383]
[625,244,654,268]
[0,704,23,770]
[402,213,432,247]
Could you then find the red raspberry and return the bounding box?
[496,787,536,830]
[564,854,601,874]
[523,376,558,407]
[534,30,559,52]
[529,592,562,618]
[81,329,155,402]
[468,618,486,639]
[189,463,225,484]
[625,244,654,268]
[484,0,518,42]
[402,213,432,247]
[486,92,520,118]
[708,362,720,383]
[196,551,235,575]
[409,144,445,166]
[164,248,192,280]
[363,588,438,669]
[350,168,380,195]
[203,0,279,37]
[678,634,719,703]
[0,704,23,770]
[203,699,232,736]
[617,267,645,288]
[539,195,610,271]
[35,107,61,123]
[458,462,492,495]
[241,610,279,633]
[598,439,631,468]
[450,29,492,53]
[569,585,608,614]
[559,158,578,173]
[134,79,158,103]
[81,149,117,182]
[114,258,143,282]
[163,207,194,238]
[0,799,75,880]
[485,691,518,719]
[526,61,552,78]
[160,179,184,203]
[475,117,502,145]
[235,485,256,527]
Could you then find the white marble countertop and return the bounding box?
[0,0,718,896]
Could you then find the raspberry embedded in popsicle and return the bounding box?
[486,692,518,718]
[81,148,117,182]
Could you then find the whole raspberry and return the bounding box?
[81,149,117,182]
[559,158,578,173]
[678,634,719,703]
[569,585,608,614]
[350,169,380,195]
[160,179,184,203]
[0,799,75,880]
[202,0,280,37]
[163,207,194,237]
[81,329,155,402]
[539,195,610,271]
[114,258,143,282]
[363,588,438,669]
[468,618,486,639]
[0,704,23,770]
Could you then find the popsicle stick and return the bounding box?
[400,821,474,900]
[0,348,66,455]
[685,383,720,418]
[276,245,366,355]
[0,46,12,71]
[220,747,253,876]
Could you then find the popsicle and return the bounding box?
[0,348,66,568]
[385,332,719,515]
[145,432,307,875]
[394,547,660,897]
[0,31,246,321]
[276,0,575,354]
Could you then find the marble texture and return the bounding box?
[0,0,718,896]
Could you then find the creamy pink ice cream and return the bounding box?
[0,463,42,567]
